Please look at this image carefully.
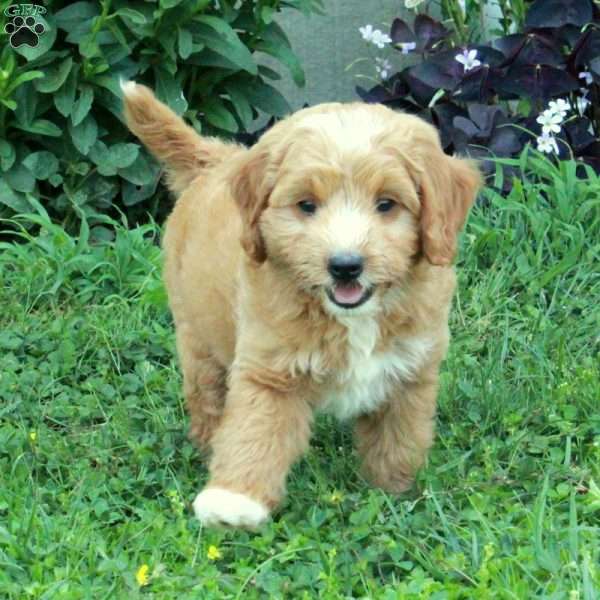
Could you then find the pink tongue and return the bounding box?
[333,283,364,304]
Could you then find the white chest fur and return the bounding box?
[319,316,432,420]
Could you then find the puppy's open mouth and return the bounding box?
[327,282,374,309]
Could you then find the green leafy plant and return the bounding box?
[0,0,323,232]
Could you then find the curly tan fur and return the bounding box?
[122,82,481,527]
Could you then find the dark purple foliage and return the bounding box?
[452,105,526,178]
[492,33,563,67]
[390,15,450,53]
[357,0,600,180]
[496,64,580,100]
[570,29,600,69]
[524,0,593,29]
[356,73,416,111]
[564,118,597,153]
[414,15,449,52]
[390,18,415,45]
[454,64,506,103]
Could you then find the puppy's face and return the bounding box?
[232,104,481,315]
[261,126,420,315]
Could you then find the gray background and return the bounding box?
[272,1,410,109]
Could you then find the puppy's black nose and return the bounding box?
[328,253,364,281]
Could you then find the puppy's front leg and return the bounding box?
[355,374,439,494]
[193,367,311,528]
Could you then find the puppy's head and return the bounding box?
[230,103,481,315]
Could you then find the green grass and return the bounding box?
[1,151,599,599]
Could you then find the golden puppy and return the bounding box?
[122,82,481,528]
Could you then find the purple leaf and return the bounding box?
[554,25,586,48]
[390,18,415,44]
[525,0,593,29]
[577,143,600,174]
[496,64,579,100]
[564,117,597,153]
[409,59,459,91]
[385,98,423,114]
[488,125,523,156]
[467,104,507,135]
[474,46,507,66]
[454,65,503,103]
[356,85,390,104]
[431,103,466,150]
[449,110,521,158]
[409,46,506,96]
[403,69,438,106]
[414,14,449,52]
[356,73,409,103]
[570,29,600,69]
[431,103,465,125]
[453,116,480,138]
[493,33,564,67]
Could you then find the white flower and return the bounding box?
[576,95,590,115]
[359,24,375,43]
[399,41,417,54]
[455,49,481,72]
[579,71,593,86]
[375,57,392,80]
[536,109,563,135]
[372,30,392,49]
[548,98,570,119]
[405,0,425,8]
[537,133,559,155]
[359,24,392,49]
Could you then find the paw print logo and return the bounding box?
[4,15,45,48]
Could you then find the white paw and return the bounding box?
[193,487,269,528]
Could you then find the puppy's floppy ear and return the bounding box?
[229,148,271,263]
[419,151,481,266]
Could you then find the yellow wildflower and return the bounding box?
[136,564,150,587]
[29,431,37,442]
[329,490,343,504]
[207,545,222,561]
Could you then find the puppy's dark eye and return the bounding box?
[297,200,317,215]
[376,198,397,213]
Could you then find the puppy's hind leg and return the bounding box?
[176,321,226,449]
[354,375,438,494]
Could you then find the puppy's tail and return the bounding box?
[121,81,238,195]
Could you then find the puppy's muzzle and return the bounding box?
[326,253,373,309]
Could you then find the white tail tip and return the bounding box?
[120,79,139,97]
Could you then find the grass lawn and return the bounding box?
[1,153,599,599]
